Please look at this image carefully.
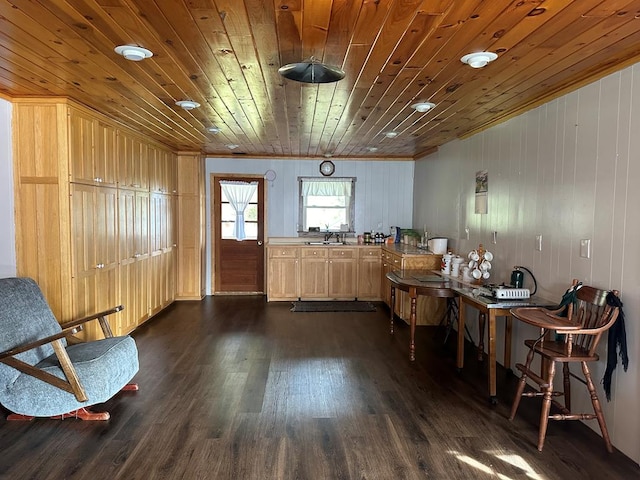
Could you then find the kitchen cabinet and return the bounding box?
[267,245,360,301]
[300,246,358,300]
[12,98,177,340]
[70,183,120,339]
[266,247,300,300]
[176,152,205,300]
[117,130,149,191]
[328,247,358,299]
[357,247,382,300]
[68,109,118,187]
[300,248,329,299]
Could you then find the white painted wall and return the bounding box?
[205,157,415,293]
[414,64,640,463]
[0,98,16,278]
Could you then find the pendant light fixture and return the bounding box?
[278,57,345,84]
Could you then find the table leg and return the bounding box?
[478,312,486,361]
[488,311,497,404]
[504,315,512,371]
[409,287,417,361]
[390,285,396,334]
[457,300,466,371]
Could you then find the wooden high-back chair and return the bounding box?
[508,279,620,452]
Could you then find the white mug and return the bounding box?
[484,251,493,261]
[472,268,482,279]
[482,270,491,279]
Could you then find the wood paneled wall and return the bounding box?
[413,62,640,464]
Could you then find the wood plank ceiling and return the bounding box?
[1,0,639,160]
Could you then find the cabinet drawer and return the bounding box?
[301,248,327,258]
[329,248,356,259]
[268,247,299,258]
[359,247,381,259]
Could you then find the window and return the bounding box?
[220,182,258,240]
[298,177,356,233]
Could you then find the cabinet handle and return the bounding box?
[134,253,141,258]
[94,177,100,182]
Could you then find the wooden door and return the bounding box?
[68,108,95,185]
[213,176,265,293]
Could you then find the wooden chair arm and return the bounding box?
[60,305,124,338]
[0,326,82,361]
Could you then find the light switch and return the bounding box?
[580,239,591,258]
[535,235,542,251]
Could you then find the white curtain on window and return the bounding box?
[220,180,258,241]
[301,179,352,197]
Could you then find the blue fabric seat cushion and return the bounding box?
[1,336,139,417]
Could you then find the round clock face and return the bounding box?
[320,160,335,176]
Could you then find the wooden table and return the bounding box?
[387,269,554,404]
[452,284,555,404]
[386,270,456,361]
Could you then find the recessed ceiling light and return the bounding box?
[226,144,239,150]
[384,131,399,138]
[175,100,200,110]
[367,147,378,152]
[411,102,436,113]
[460,52,498,68]
[114,45,153,61]
[207,126,221,134]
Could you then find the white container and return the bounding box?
[428,237,448,254]
[441,252,453,274]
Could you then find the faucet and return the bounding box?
[324,232,331,242]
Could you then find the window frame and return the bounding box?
[297,176,356,236]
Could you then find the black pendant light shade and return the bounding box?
[278,57,345,84]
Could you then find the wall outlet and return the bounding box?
[535,234,542,251]
[580,239,591,258]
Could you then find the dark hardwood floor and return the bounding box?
[1,296,638,479]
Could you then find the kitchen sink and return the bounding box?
[305,241,347,245]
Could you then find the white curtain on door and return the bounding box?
[220,180,258,241]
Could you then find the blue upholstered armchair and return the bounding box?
[0,277,139,420]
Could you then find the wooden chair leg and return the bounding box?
[509,346,536,420]
[121,383,139,392]
[562,362,571,411]
[537,360,556,451]
[582,361,614,453]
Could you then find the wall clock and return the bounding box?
[319,160,335,176]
